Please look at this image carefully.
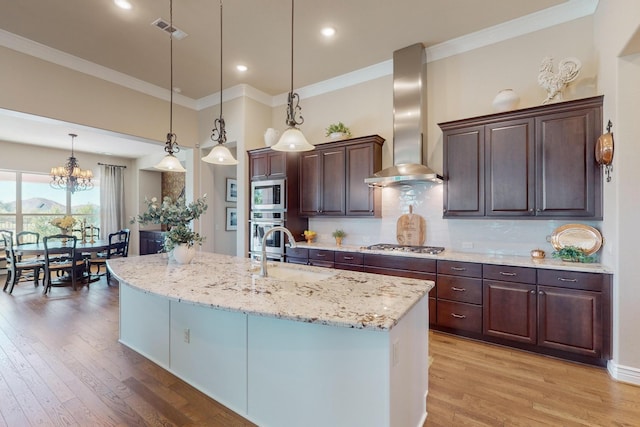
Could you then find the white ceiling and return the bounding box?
[0,0,585,159]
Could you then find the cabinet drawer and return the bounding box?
[437,276,482,304]
[537,269,604,292]
[286,257,308,265]
[308,260,334,268]
[364,266,436,282]
[437,260,482,278]
[334,251,363,265]
[309,249,335,262]
[364,254,436,273]
[484,264,536,284]
[334,263,364,272]
[437,300,482,333]
[285,247,308,259]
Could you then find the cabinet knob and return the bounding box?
[530,290,536,294]
[538,290,544,295]
[557,277,578,282]
[451,267,466,271]
[451,287,466,292]
[343,256,354,260]
[529,209,534,212]
[451,313,466,319]
[499,272,516,277]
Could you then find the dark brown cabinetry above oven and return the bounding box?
[249,149,288,181]
[439,96,603,219]
[299,135,384,217]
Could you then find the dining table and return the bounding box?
[14,239,110,289]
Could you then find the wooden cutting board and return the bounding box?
[396,205,426,246]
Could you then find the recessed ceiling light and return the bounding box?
[236,65,248,72]
[114,0,132,10]
[321,27,336,37]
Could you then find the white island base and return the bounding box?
[120,283,429,427]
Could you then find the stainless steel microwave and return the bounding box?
[251,179,286,211]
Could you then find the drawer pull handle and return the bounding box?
[316,254,326,257]
[558,277,578,282]
[343,256,354,260]
[451,287,466,292]
[499,272,517,276]
[451,267,466,271]
[451,313,466,319]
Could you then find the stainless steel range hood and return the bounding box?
[365,43,442,187]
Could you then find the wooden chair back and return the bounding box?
[16,231,40,245]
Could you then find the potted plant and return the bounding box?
[552,245,596,263]
[332,229,346,246]
[325,122,352,140]
[131,195,208,263]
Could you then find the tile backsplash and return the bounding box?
[308,182,602,257]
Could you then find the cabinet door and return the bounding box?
[267,152,286,178]
[443,126,485,217]
[319,148,346,215]
[535,107,601,217]
[485,119,535,216]
[537,285,602,357]
[346,144,377,216]
[483,281,537,344]
[249,153,268,180]
[299,152,322,216]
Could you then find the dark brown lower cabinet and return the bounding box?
[538,285,603,357]
[481,265,610,363]
[483,281,537,344]
[139,230,165,255]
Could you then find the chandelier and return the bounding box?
[202,0,238,165]
[155,0,186,172]
[50,133,94,193]
[271,0,314,152]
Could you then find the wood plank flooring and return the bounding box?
[1,275,639,426]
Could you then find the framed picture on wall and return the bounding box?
[226,178,238,202]
[226,207,238,231]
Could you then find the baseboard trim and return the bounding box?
[607,360,640,386]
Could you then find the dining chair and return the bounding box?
[42,234,85,294]
[2,230,43,294]
[89,229,130,284]
[16,231,41,261]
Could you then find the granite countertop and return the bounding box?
[296,242,613,274]
[107,252,434,331]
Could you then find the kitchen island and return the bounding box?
[108,252,434,427]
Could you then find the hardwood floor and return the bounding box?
[1,275,639,426]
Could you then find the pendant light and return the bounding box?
[271,0,314,152]
[155,0,186,172]
[202,0,238,165]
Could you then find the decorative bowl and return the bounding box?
[530,249,546,259]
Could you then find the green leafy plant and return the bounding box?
[332,229,346,238]
[552,245,597,263]
[131,195,208,252]
[325,122,352,138]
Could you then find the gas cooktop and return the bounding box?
[366,243,445,255]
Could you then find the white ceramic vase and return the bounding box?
[264,128,280,146]
[172,244,195,264]
[492,89,520,112]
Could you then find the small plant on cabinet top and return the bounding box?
[552,245,596,263]
[325,122,352,138]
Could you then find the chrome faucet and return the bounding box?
[260,226,296,277]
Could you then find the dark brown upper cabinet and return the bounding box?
[249,149,287,180]
[439,96,603,219]
[299,135,384,217]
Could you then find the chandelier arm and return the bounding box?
[169,0,174,136]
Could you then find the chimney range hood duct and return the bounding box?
[365,43,442,187]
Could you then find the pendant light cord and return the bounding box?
[289,0,294,94]
[169,0,174,136]
[219,0,223,117]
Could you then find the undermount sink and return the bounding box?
[251,265,336,282]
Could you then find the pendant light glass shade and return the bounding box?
[202,144,238,165]
[271,128,314,152]
[155,152,186,172]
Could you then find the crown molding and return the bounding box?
[426,0,599,62]
[1,0,598,110]
[0,28,197,110]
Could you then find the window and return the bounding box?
[0,169,100,238]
